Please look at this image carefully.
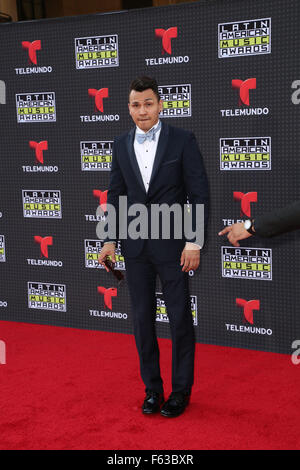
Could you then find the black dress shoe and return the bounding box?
[142,390,164,414]
[160,391,190,418]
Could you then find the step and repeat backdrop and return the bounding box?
[0,0,299,354]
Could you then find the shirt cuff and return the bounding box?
[185,242,201,250]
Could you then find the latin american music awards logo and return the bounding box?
[22,190,62,218]
[159,84,191,117]
[28,282,67,312]
[75,35,119,69]
[80,141,113,171]
[84,240,125,270]
[220,137,271,170]
[16,92,56,123]
[0,235,6,262]
[218,18,271,58]
[222,246,272,280]
[156,292,197,325]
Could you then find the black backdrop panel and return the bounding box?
[0,0,299,354]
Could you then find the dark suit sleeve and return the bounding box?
[104,139,127,243]
[254,200,300,237]
[182,132,209,246]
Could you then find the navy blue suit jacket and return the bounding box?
[105,122,209,261]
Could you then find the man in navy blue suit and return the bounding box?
[99,76,209,417]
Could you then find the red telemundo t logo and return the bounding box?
[233,191,257,218]
[236,298,260,325]
[155,27,178,55]
[22,40,41,65]
[97,287,117,310]
[34,236,53,258]
[93,190,107,212]
[88,88,109,113]
[29,140,48,164]
[232,78,256,106]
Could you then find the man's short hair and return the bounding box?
[129,76,160,102]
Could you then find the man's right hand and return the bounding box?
[98,243,116,271]
[218,223,252,247]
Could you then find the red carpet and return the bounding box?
[0,320,299,450]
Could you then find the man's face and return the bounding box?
[128,88,163,132]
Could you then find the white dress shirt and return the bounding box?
[135,120,200,251]
[134,120,161,193]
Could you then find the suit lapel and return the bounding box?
[148,121,169,190]
[126,127,146,193]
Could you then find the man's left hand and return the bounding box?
[180,248,200,272]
